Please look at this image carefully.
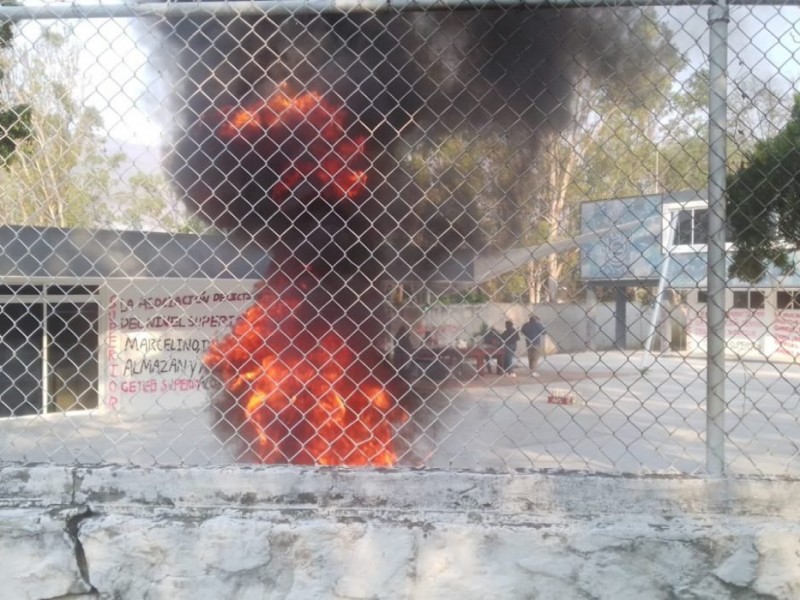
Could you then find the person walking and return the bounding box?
[499,320,520,376]
[521,315,546,376]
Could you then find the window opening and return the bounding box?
[674,208,709,246]
[46,302,99,413]
[0,303,44,417]
[0,285,99,417]
[732,290,765,309]
[777,291,800,310]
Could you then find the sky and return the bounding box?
[10,3,800,173]
[662,5,800,89]
[12,14,166,162]
[74,16,167,146]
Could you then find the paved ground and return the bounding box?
[2,350,799,476]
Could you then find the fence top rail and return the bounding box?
[1,0,789,21]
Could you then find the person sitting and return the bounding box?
[481,328,503,374]
[499,320,520,377]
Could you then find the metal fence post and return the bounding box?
[706,0,729,476]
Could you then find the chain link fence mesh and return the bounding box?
[0,2,799,475]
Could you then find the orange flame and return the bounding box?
[205,270,407,466]
[211,88,371,203]
[202,88,406,466]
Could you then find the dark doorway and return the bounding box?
[0,288,99,418]
[0,303,43,417]
[47,302,99,413]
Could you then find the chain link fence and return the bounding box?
[0,1,799,476]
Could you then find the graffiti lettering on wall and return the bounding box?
[119,378,211,393]
[122,357,204,377]
[105,284,255,411]
[685,305,800,356]
[686,307,759,351]
[107,295,122,409]
[775,310,800,355]
[123,337,211,353]
[119,315,239,330]
[119,292,252,312]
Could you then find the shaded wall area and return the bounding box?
[3,464,800,599]
[413,301,654,354]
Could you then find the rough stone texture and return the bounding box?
[1,507,92,599]
[3,465,800,599]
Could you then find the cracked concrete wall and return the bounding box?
[2,465,800,599]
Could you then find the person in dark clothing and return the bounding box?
[521,315,546,375]
[480,327,502,374]
[499,320,519,376]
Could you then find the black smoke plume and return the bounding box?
[154,8,641,275]
[149,6,648,463]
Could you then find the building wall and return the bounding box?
[580,192,800,360]
[39,278,800,421]
[101,278,259,413]
[3,464,800,599]
[417,301,651,354]
[0,278,659,420]
[684,288,800,359]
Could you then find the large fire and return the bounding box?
[208,87,370,203]
[202,87,407,466]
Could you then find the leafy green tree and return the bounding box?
[0,23,191,234]
[0,25,124,228]
[402,11,686,303]
[653,70,791,195]
[115,171,210,234]
[571,44,687,199]
[519,12,684,302]
[0,1,30,164]
[401,129,558,302]
[727,94,800,282]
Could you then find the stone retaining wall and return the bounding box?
[3,465,800,599]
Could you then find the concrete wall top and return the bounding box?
[4,464,800,523]
[6,464,800,599]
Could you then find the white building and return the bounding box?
[580,190,800,359]
[0,225,263,418]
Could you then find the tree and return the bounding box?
[569,52,797,288]
[515,10,688,303]
[0,23,190,233]
[651,69,792,196]
[400,11,686,303]
[0,25,124,228]
[400,129,561,302]
[0,1,30,164]
[114,171,210,234]
[727,94,800,282]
